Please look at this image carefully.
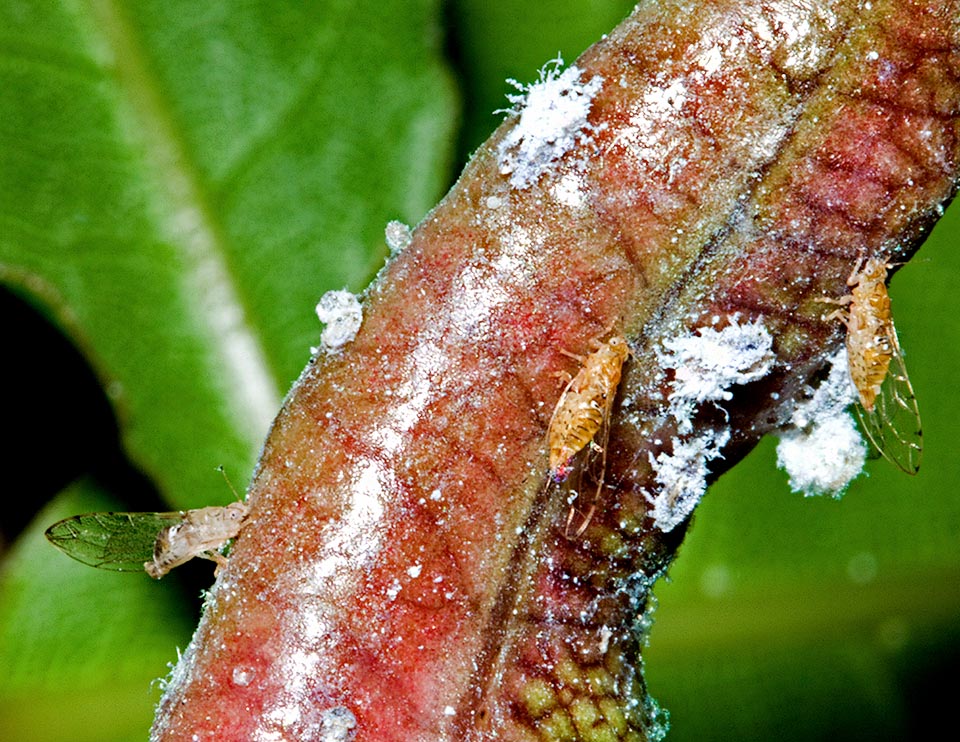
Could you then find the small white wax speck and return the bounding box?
[486,196,503,209]
[320,706,357,742]
[866,50,879,61]
[386,581,402,600]
[553,172,586,208]
[407,564,422,578]
[384,219,413,255]
[385,220,413,254]
[444,706,456,716]
[598,625,613,654]
[231,666,253,686]
[315,290,363,351]
[430,488,442,500]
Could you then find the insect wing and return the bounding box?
[45,511,184,571]
[856,328,922,474]
[562,398,614,537]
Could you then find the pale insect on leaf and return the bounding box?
[825,256,922,474]
[546,332,631,536]
[45,502,249,579]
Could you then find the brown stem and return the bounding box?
[152,1,959,740]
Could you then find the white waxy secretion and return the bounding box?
[775,348,867,497]
[648,317,775,531]
[384,220,413,254]
[315,289,363,352]
[497,56,603,190]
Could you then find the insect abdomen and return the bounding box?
[845,260,895,410]
[547,336,629,478]
[549,398,606,475]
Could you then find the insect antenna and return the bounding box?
[216,465,246,504]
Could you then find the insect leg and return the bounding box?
[203,550,231,576]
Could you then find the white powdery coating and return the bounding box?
[497,57,603,189]
[776,348,866,496]
[777,414,866,497]
[310,457,389,584]
[789,347,858,428]
[315,289,363,351]
[660,318,775,406]
[645,317,774,531]
[648,428,730,532]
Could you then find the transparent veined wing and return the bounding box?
[44,511,184,571]
[855,328,922,474]
[562,407,614,537]
[546,334,630,537]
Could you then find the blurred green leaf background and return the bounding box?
[1,1,956,740]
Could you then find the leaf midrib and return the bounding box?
[86,0,282,444]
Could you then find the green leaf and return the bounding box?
[0,480,195,742]
[1,2,457,739]
[0,0,458,510]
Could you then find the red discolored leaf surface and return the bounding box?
[152,1,959,740]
